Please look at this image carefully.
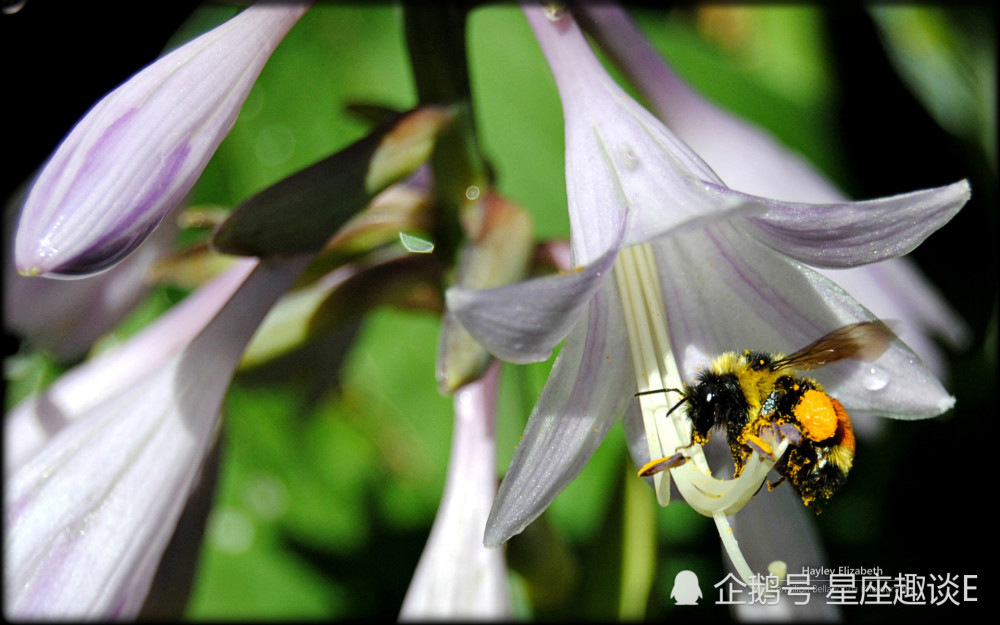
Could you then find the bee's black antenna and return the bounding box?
[665,395,690,418]
[634,387,684,398]
[634,388,689,418]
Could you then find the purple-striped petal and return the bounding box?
[14,4,309,277]
[4,259,257,475]
[4,205,177,360]
[484,279,634,546]
[653,223,953,420]
[743,181,970,268]
[446,236,620,364]
[4,255,309,618]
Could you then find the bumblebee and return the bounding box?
[639,321,894,512]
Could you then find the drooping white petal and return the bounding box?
[446,238,620,364]
[14,4,309,277]
[4,259,258,475]
[743,181,970,268]
[484,279,634,547]
[4,256,309,619]
[400,364,510,619]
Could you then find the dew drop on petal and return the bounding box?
[863,365,889,392]
[620,146,640,171]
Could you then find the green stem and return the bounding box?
[403,3,490,263]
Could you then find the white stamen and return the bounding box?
[614,243,791,584]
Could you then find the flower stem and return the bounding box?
[402,4,490,263]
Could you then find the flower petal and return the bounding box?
[742,180,970,268]
[653,223,953,420]
[14,4,309,277]
[4,259,258,475]
[400,364,510,619]
[484,279,633,546]
[446,240,619,364]
[523,4,750,264]
[4,255,309,618]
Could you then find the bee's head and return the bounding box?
[685,372,748,440]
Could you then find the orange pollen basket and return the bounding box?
[793,389,838,441]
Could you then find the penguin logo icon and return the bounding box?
[670,570,702,605]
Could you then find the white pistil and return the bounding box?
[613,243,790,584]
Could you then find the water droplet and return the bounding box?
[863,366,889,391]
[620,147,639,171]
[465,185,480,200]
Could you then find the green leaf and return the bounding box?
[213,107,454,256]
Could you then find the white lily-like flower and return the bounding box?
[13,3,309,278]
[400,363,510,620]
[4,255,309,618]
[447,4,969,582]
[572,7,971,618]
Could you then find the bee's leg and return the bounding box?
[675,439,697,452]
[766,475,787,492]
[638,452,688,477]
